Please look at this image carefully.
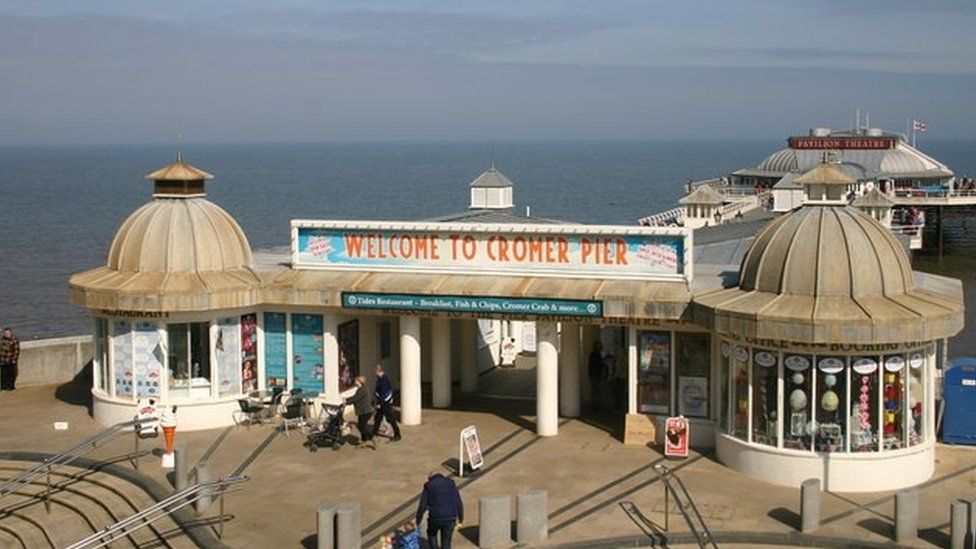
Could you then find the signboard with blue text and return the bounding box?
[342,292,603,318]
[292,221,690,281]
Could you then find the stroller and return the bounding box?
[304,402,346,452]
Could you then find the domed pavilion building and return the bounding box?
[692,161,963,491]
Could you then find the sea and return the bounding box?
[1,140,974,350]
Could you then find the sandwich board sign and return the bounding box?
[664,416,689,458]
[459,425,483,477]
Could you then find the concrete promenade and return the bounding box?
[1,381,973,548]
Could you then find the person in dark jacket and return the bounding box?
[416,471,463,549]
[346,376,375,449]
[0,328,20,391]
[370,364,402,442]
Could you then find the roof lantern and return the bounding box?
[469,162,515,209]
[144,152,214,198]
[794,158,856,205]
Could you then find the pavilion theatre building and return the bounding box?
[69,158,964,492]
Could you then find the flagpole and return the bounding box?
[912,119,916,148]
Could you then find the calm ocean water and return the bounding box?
[1,140,974,340]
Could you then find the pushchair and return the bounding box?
[304,402,346,452]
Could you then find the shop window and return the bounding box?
[783,354,812,450]
[94,318,109,392]
[263,313,288,388]
[133,321,163,398]
[241,314,258,394]
[215,317,241,397]
[882,355,907,450]
[291,314,324,395]
[167,322,211,399]
[815,357,846,452]
[751,349,778,446]
[732,345,749,439]
[850,357,879,452]
[637,331,670,414]
[113,321,133,397]
[908,350,925,446]
[674,332,710,418]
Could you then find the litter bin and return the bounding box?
[943,358,976,445]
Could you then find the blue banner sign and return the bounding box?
[342,292,603,318]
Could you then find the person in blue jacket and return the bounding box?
[416,471,464,549]
[370,364,402,442]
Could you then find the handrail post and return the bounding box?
[663,477,669,531]
[133,426,139,471]
[45,464,52,514]
[218,491,226,539]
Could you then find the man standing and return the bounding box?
[346,376,376,449]
[0,328,19,391]
[416,471,463,549]
[370,364,401,442]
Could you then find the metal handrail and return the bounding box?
[639,206,685,227]
[655,464,718,548]
[0,418,159,505]
[66,475,249,549]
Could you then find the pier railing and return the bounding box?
[889,223,924,250]
[639,206,685,227]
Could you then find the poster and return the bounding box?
[113,321,133,397]
[132,321,163,398]
[664,416,690,458]
[678,376,708,418]
[460,425,484,475]
[240,314,258,394]
[292,314,324,395]
[338,320,359,392]
[216,317,241,396]
[638,331,670,414]
[263,313,288,388]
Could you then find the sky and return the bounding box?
[1,0,974,144]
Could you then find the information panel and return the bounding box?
[342,292,603,318]
[293,221,687,280]
[263,312,288,389]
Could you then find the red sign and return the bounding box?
[789,137,896,150]
[664,416,689,457]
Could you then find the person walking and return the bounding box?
[415,471,463,549]
[0,327,20,391]
[347,376,375,449]
[370,364,402,442]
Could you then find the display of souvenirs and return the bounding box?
[783,360,811,449]
[882,368,904,450]
[850,371,878,451]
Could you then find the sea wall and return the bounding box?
[16,335,92,387]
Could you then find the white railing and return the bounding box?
[891,189,976,199]
[688,177,727,191]
[889,223,925,250]
[639,206,685,227]
[717,191,770,220]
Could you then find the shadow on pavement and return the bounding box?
[856,517,893,540]
[54,360,93,414]
[767,507,801,530]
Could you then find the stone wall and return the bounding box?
[17,335,92,387]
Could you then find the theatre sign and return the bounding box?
[291,220,692,281]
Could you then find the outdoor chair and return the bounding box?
[279,393,308,436]
[233,398,268,428]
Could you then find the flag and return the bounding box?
[913,119,927,132]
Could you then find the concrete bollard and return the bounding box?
[517,490,548,543]
[800,478,820,533]
[195,461,212,514]
[336,503,361,549]
[951,501,968,549]
[174,442,189,491]
[317,502,339,549]
[479,495,512,548]
[894,489,918,543]
[967,498,976,549]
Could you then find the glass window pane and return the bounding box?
[850,357,879,452]
[189,322,211,382]
[133,321,163,398]
[783,354,813,450]
[113,321,133,398]
[167,323,189,398]
[908,350,925,445]
[637,331,670,414]
[882,355,907,450]
[719,342,731,432]
[675,333,710,419]
[216,317,241,397]
[732,346,749,439]
[95,319,109,391]
[751,349,778,447]
[815,357,846,452]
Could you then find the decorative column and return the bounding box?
[460,320,479,393]
[400,316,422,425]
[431,318,452,408]
[559,324,581,418]
[323,312,340,400]
[627,326,638,415]
[536,322,559,436]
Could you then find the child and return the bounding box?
[394,522,420,549]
